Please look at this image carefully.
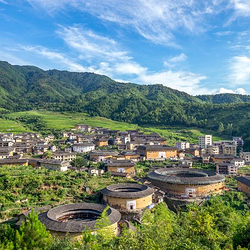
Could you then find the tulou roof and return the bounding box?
[101,183,154,199]
[148,168,225,185]
[107,160,135,167]
[39,203,121,233]
[235,176,250,187]
[137,145,177,151]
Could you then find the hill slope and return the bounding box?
[2,61,250,149]
[197,94,250,104]
[0,61,201,111]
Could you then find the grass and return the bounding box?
[0,118,30,133]
[0,165,128,221]
[238,166,250,175]
[4,110,228,145]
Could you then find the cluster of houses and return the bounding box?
[1,125,250,179]
[175,135,248,176]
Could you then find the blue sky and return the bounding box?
[1,0,250,95]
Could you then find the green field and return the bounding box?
[2,110,228,145]
[0,118,30,133]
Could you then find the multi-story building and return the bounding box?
[72,143,95,153]
[233,137,244,148]
[216,163,238,175]
[222,144,237,156]
[137,145,178,160]
[231,158,245,167]
[206,145,219,155]
[107,160,135,176]
[52,152,77,162]
[199,135,212,149]
[240,152,250,164]
[175,141,190,150]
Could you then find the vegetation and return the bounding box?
[0,165,128,221]
[1,192,250,249]
[1,61,250,148]
[197,93,250,104]
[2,110,227,146]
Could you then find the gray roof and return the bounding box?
[148,168,225,185]
[137,145,177,151]
[73,143,95,147]
[212,154,235,159]
[90,150,119,156]
[235,176,250,187]
[39,203,121,233]
[0,159,28,164]
[101,183,154,199]
[107,160,135,167]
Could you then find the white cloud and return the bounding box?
[0,50,29,65]
[136,70,208,95]
[114,62,147,75]
[230,0,250,17]
[55,26,208,94]
[164,53,187,67]
[214,87,247,94]
[229,55,250,85]
[56,26,130,62]
[215,31,234,36]
[25,0,250,46]
[26,0,225,46]
[0,0,8,4]
[21,46,93,72]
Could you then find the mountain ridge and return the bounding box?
[2,60,250,150]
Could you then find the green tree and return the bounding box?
[43,150,53,159]
[217,122,224,134]
[15,209,52,250]
[95,206,114,243]
[71,157,88,168]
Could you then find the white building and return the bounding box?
[233,137,244,148]
[231,158,245,167]
[72,143,95,153]
[199,135,212,149]
[175,141,190,150]
[206,145,219,155]
[240,152,250,164]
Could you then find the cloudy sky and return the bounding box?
[1,0,250,95]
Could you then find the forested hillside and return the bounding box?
[197,93,250,104]
[1,61,250,148]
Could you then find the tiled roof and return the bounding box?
[148,168,225,185]
[101,183,154,199]
[39,203,121,233]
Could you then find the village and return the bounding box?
[1,124,250,238]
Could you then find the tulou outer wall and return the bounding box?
[103,195,153,211]
[150,180,225,197]
[48,222,119,239]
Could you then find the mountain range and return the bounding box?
[1,60,250,148]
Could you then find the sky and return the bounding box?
[1,1,250,95]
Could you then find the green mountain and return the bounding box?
[1,60,250,149]
[197,93,250,104]
[0,61,201,110]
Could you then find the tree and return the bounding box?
[95,206,114,243]
[15,210,51,250]
[43,150,52,159]
[71,157,88,168]
[217,122,224,134]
